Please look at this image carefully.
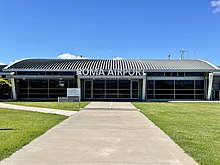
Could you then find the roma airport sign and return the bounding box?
[77,69,144,76]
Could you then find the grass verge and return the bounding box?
[133,102,220,165]
[5,101,90,111]
[0,108,67,160]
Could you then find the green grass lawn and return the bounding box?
[133,102,220,165]
[5,101,90,111]
[0,108,67,160]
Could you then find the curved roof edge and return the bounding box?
[3,58,30,70]
[199,59,220,70]
[3,58,220,72]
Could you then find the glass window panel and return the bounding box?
[196,90,204,95]
[29,93,48,98]
[29,89,48,93]
[85,95,91,98]
[147,80,154,89]
[172,72,177,77]
[155,90,174,94]
[132,90,138,95]
[132,81,139,90]
[155,80,174,89]
[175,95,194,99]
[178,72,184,77]
[19,79,28,88]
[155,95,174,99]
[85,81,91,89]
[20,89,28,93]
[195,95,204,99]
[147,95,154,99]
[49,80,67,88]
[119,94,130,98]
[165,72,172,76]
[175,90,194,94]
[132,94,139,99]
[147,90,154,95]
[85,90,92,96]
[106,90,117,95]
[106,95,118,98]
[185,72,204,77]
[93,80,105,89]
[119,90,130,95]
[175,80,194,89]
[147,72,164,76]
[69,80,77,88]
[19,94,28,98]
[93,95,105,98]
[93,90,105,95]
[106,80,117,89]
[195,80,204,89]
[29,80,48,88]
[119,80,130,89]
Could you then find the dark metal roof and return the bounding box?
[4,59,220,72]
[0,65,12,75]
[0,65,7,71]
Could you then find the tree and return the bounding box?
[0,78,12,99]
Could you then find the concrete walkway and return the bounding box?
[82,101,138,111]
[0,102,197,165]
[0,102,76,116]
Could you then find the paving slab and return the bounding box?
[82,102,138,111]
[0,102,197,165]
[0,102,76,116]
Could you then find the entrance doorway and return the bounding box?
[84,80,140,100]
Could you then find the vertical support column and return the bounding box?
[142,73,146,101]
[11,78,17,100]
[207,73,214,100]
[77,77,81,101]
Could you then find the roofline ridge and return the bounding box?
[199,59,219,70]
[4,58,31,70]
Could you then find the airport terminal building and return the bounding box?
[2,59,220,101]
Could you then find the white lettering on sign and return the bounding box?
[77,69,144,76]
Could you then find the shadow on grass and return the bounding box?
[0,128,18,131]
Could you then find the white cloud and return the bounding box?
[210,0,220,13]
[57,53,87,59]
[112,57,122,60]
[0,62,5,65]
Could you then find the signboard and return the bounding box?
[67,88,80,97]
[58,88,81,109]
[77,69,144,76]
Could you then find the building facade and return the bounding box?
[3,59,220,101]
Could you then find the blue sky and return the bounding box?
[0,0,220,65]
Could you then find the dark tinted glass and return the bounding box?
[155,80,174,89]
[195,80,204,89]
[93,80,105,89]
[175,80,194,89]
[185,72,204,77]
[147,80,154,89]
[119,80,130,89]
[147,72,164,76]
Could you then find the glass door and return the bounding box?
[106,80,118,98]
[83,79,140,100]
[131,80,139,99]
[84,80,92,99]
[93,80,105,98]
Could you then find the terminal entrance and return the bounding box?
[84,80,140,100]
